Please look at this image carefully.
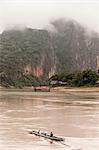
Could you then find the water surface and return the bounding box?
[0,89,99,150]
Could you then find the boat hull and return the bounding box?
[30,130,64,142]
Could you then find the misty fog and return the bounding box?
[0,0,99,33]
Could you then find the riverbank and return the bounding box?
[51,86,99,92]
[0,85,99,92]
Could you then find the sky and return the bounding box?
[0,0,99,33]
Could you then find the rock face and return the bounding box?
[0,19,99,80]
[96,56,99,70]
[50,19,99,72]
[0,28,56,80]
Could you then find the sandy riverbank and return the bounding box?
[0,86,99,92]
[51,86,99,92]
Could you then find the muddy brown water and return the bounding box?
[0,89,99,150]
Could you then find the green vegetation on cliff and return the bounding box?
[0,18,99,87]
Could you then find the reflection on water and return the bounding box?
[0,89,99,150]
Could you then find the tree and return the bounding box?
[50,69,99,87]
[82,69,98,85]
[72,71,83,86]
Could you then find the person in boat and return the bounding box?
[50,132,53,137]
[38,130,40,134]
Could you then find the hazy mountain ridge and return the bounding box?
[50,19,99,72]
[0,19,99,81]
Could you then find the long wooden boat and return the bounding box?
[29,130,64,142]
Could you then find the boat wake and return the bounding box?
[30,135,99,150]
[29,130,99,150]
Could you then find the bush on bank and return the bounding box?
[50,69,99,87]
[0,69,99,88]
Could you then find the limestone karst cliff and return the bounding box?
[0,19,99,82]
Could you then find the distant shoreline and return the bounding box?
[51,86,99,92]
[0,86,99,92]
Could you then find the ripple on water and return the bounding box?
[0,91,99,150]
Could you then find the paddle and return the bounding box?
[60,141,71,147]
[48,139,71,147]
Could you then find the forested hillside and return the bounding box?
[0,28,54,80]
[0,19,99,87]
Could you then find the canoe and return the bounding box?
[29,130,64,142]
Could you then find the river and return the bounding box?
[0,89,99,150]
